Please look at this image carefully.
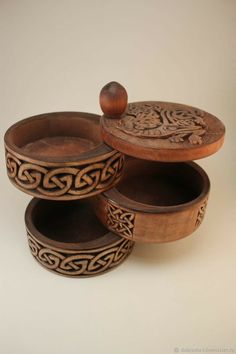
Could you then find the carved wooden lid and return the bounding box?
[99,83,225,162]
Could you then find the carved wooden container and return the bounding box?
[94,158,210,243]
[5,112,124,200]
[25,198,134,277]
[98,81,225,243]
[4,109,133,277]
[4,82,225,278]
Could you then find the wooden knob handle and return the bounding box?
[99,81,128,118]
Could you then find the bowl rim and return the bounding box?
[102,160,210,214]
[4,111,113,165]
[25,198,122,251]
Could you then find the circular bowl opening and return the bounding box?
[112,159,210,212]
[5,112,108,162]
[25,198,118,250]
[25,198,134,276]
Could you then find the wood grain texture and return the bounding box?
[4,112,125,200]
[101,101,225,161]
[25,198,134,277]
[94,158,210,243]
[100,81,128,118]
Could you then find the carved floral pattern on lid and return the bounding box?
[118,103,207,145]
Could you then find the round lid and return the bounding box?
[99,82,225,162]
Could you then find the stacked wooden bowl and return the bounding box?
[4,82,225,277]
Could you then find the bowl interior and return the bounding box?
[6,112,102,159]
[117,159,208,207]
[31,199,108,243]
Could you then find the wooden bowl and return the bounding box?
[5,112,124,200]
[94,158,210,243]
[25,198,134,277]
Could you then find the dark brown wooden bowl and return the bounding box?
[25,198,134,277]
[5,112,124,200]
[94,158,210,243]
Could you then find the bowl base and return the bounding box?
[22,136,96,158]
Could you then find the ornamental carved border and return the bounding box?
[118,103,207,145]
[27,231,134,277]
[5,148,124,200]
[195,199,208,227]
[106,201,135,239]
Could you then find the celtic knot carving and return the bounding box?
[27,231,134,277]
[5,149,124,199]
[106,202,135,239]
[118,103,207,145]
[195,199,208,227]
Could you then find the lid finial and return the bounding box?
[99,81,128,118]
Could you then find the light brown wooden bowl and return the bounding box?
[5,112,124,200]
[25,198,134,277]
[94,158,210,243]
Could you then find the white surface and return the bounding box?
[0,1,235,353]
